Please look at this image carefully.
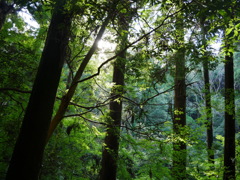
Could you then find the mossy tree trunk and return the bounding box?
[223,41,235,180]
[172,0,186,179]
[99,1,132,179]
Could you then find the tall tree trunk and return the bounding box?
[223,41,235,180]
[99,3,131,179]
[200,17,214,164]
[5,1,72,179]
[99,57,125,180]
[203,59,214,163]
[172,1,186,179]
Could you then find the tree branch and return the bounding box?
[77,6,187,84]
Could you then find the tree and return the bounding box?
[46,5,114,142]
[0,0,39,30]
[5,0,73,179]
[221,2,237,179]
[223,34,235,180]
[172,0,186,179]
[200,16,214,164]
[0,0,14,30]
[99,1,133,179]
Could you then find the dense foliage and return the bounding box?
[0,0,240,179]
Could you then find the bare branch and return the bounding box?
[80,115,107,126]
[64,110,92,118]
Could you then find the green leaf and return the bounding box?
[120,8,127,13]
[235,23,240,29]
[225,27,233,35]
[234,29,238,37]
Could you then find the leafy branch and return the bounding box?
[76,5,189,84]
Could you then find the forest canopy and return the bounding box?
[0,0,240,179]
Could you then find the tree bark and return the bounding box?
[172,1,186,179]
[200,17,214,164]
[99,60,125,180]
[203,60,214,163]
[5,1,72,179]
[99,2,131,179]
[223,42,235,180]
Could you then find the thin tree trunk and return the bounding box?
[46,0,121,142]
[223,41,235,180]
[203,61,214,163]
[172,1,186,179]
[200,17,214,164]
[99,59,125,180]
[46,15,111,142]
[99,3,131,179]
[5,1,72,179]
